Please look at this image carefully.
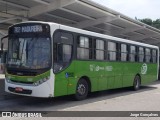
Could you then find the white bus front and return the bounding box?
[5,23,55,97]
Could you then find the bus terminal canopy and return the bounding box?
[0,0,160,46]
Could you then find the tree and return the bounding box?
[138,18,160,30]
[139,18,153,26]
[153,19,160,29]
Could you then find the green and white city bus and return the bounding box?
[4,21,159,100]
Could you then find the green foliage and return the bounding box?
[153,19,160,29]
[138,18,160,29]
[140,18,153,26]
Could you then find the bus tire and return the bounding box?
[74,78,89,100]
[133,75,141,91]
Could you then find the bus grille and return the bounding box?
[8,87,32,95]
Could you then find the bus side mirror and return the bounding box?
[1,35,8,52]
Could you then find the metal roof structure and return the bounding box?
[0,0,160,46]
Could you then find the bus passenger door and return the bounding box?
[53,31,74,97]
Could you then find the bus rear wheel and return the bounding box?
[133,75,141,91]
[74,78,89,100]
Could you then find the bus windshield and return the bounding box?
[7,36,51,70]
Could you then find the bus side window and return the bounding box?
[108,42,117,61]
[145,48,151,63]
[121,43,127,62]
[129,45,136,62]
[95,39,105,60]
[77,36,92,60]
[152,49,157,63]
[138,47,144,62]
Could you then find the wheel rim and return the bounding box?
[77,84,86,96]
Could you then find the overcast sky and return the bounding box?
[91,0,160,20]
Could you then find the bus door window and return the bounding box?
[56,44,72,63]
[53,31,73,73]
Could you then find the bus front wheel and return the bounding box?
[133,75,141,91]
[74,78,89,100]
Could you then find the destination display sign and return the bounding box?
[14,25,43,33]
[9,23,50,34]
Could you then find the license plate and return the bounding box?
[15,87,23,92]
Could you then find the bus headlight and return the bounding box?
[33,77,49,86]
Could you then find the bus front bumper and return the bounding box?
[5,79,53,98]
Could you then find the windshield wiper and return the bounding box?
[19,39,26,66]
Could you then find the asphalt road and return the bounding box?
[1,79,160,119]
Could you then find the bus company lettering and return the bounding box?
[14,25,43,33]
[96,66,105,71]
[141,63,147,74]
[89,65,113,72]
[106,66,113,71]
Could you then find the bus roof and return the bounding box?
[10,21,159,49]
